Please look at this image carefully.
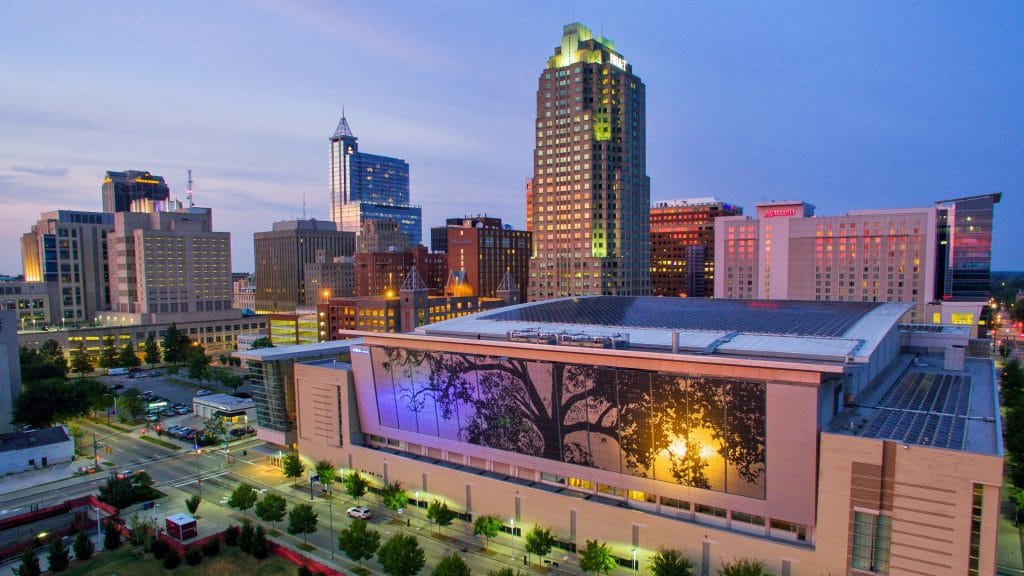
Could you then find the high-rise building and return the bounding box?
[446,216,531,298]
[21,210,114,324]
[254,219,356,313]
[650,198,743,297]
[0,309,22,434]
[528,22,650,300]
[101,170,170,213]
[329,115,422,245]
[935,194,1001,301]
[107,208,232,323]
[303,255,355,304]
[356,219,409,254]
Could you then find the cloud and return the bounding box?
[9,164,70,177]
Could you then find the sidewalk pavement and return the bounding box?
[997,479,1023,575]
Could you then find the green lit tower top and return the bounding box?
[527,22,650,301]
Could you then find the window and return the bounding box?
[969,484,984,575]
[851,511,891,573]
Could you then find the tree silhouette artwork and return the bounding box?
[373,347,766,497]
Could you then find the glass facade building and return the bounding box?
[936,194,1000,302]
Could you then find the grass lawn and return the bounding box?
[61,545,296,576]
[139,435,181,450]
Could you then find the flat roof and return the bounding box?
[192,394,254,411]
[0,427,70,452]
[234,338,362,362]
[828,356,999,455]
[420,297,910,364]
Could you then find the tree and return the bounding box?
[252,525,269,558]
[69,341,93,377]
[73,530,95,561]
[432,554,471,576]
[13,378,89,428]
[20,341,68,382]
[338,518,381,566]
[144,333,161,366]
[39,339,67,366]
[382,481,410,511]
[1003,359,1024,408]
[473,515,502,550]
[251,336,275,349]
[287,503,319,544]
[187,349,211,383]
[211,367,243,393]
[717,559,768,576]
[239,520,255,553]
[185,493,202,515]
[343,470,369,503]
[578,540,616,576]
[523,525,554,565]
[98,336,118,369]
[283,452,306,482]
[203,416,228,445]
[228,483,258,518]
[118,388,146,422]
[650,547,695,576]
[255,492,287,529]
[103,520,122,550]
[377,533,426,576]
[118,342,141,368]
[426,500,456,535]
[162,323,190,365]
[14,545,41,576]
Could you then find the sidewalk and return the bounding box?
[998,478,1024,575]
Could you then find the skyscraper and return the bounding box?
[329,115,423,245]
[101,170,170,213]
[935,193,1001,302]
[254,219,356,312]
[527,23,650,300]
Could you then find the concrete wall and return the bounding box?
[0,434,74,475]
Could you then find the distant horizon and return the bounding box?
[2,3,1020,274]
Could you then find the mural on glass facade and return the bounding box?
[369,347,766,498]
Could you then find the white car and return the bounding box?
[346,506,372,519]
[195,389,211,396]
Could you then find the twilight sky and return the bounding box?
[1,1,1021,274]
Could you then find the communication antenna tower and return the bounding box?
[187,169,195,208]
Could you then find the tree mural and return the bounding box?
[373,347,766,497]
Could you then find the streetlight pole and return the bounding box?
[510,517,515,561]
[327,487,334,559]
[415,490,419,529]
[632,546,638,574]
[94,507,103,551]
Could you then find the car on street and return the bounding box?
[195,389,211,396]
[346,506,372,519]
[145,413,159,422]
[108,383,125,391]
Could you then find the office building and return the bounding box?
[528,23,650,300]
[101,170,170,213]
[304,256,355,305]
[0,281,55,329]
[650,198,742,297]
[329,114,422,245]
[254,219,356,313]
[936,194,1000,302]
[106,208,232,324]
[356,219,409,254]
[21,210,114,324]
[446,216,531,298]
[354,246,447,298]
[232,273,256,310]
[284,296,1000,575]
[0,309,21,434]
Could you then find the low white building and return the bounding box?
[0,426,74,475]
[192,393,256,426]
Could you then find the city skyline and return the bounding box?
[1,2,1021,275]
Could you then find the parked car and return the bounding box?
[115,469,139,480]
[108,383,125,391]
[195,389,211,397]
[346,507,372,519]
[161,408,177,417]
[175,406,191,415]
[145,414,159,422]
[151,370,164,376]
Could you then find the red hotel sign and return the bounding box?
[763,208,797,218]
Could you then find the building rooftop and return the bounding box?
[192,393,255,411]
[828,356,999,455]
[234,338,363,362]
[0,426,70,453]
[419,296,910,364]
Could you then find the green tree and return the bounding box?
[211,367,243,393]
[1003,359,1024,408]
[432,554,471,576]
[579,540,616,576]
[523,525,554,565]
[228,483,258,519]
[252,525,269,558]
[103,520,122,550]
[13,378,95,428]
[255,492,287,529]
[717,559,768,576]
[382,481,410,512]
[13,545,41,576]
[377,533,426,576]
[98,336,118,369]
[473,514,502,550]
[315,460,337,494]
[251,336,275,349]
[337,518,381,566]
[283,452,306,482]
[650,547,695,576]
[48,536,70,572]
[73,530,95,561]
[69,341,93,377]
[187,349,211,383]
[20,343,69,383]
[343,470,369,503]
[118,388,146,422]
[286,503,319,544]
[162,323,191,365]
[39,339,67,366]
[426,500,456,535]
[144,333,161,366]
[185,493,202,515]
[118,341,141,368]
[203,416,228,445]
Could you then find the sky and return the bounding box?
[1,1,1021,274]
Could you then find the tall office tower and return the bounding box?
[21,210,114,324]
[102,170,170,213]
[0,309,21,433]
[650,198,743,297]
[356,219,410,254]
[329,114,423,245]
[254,219,356,312]
[527,23,650,300]
[935,194,1001,301]
[447,216,531,298]
[108,208,233,322]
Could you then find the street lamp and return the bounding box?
[415,490,420,528]
[510,517,515,560]
[326,487,334,559]
[93,507,103,551]
[631,546,638,574]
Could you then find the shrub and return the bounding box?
[151,539,170,559]
[224,525,240,547]
[298,566,316,576]
[239,521,255,553]
[252,525,269,559]
[185,548,202,566]
[73,531,95,562]
[202,539,221,557]
[103,521,122,550]
[163,551,181,569]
